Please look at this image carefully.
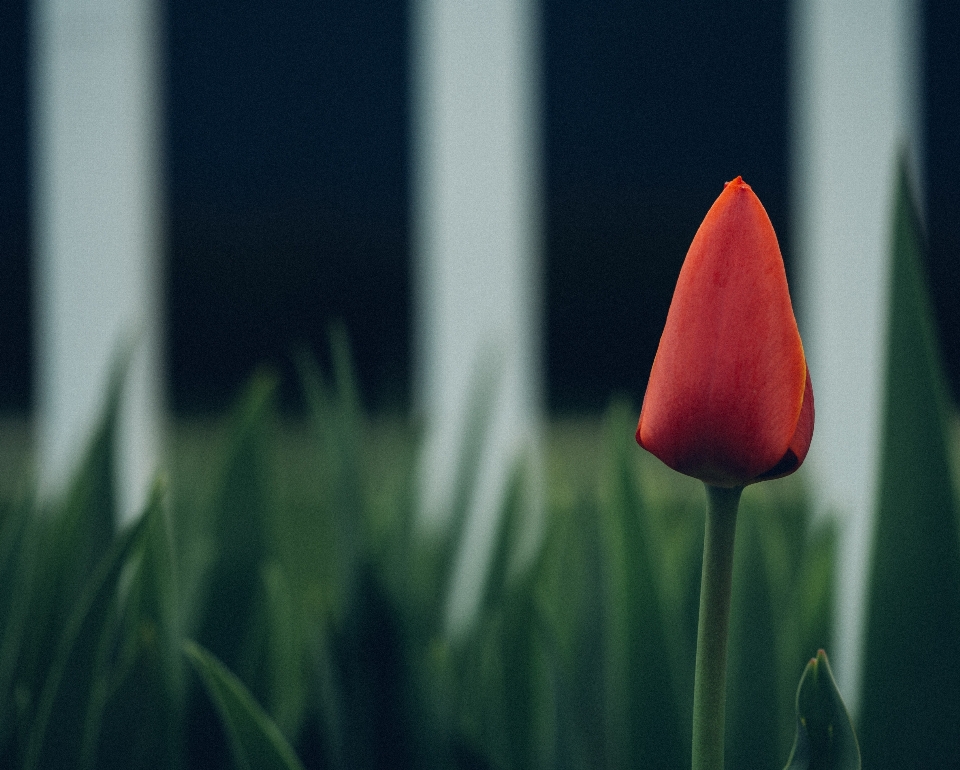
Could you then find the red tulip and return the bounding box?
[636,177,814,487]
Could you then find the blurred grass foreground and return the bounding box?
[0,355,832,770]
[1,170,959,769]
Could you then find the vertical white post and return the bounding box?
[31,0,164,524]
[791,0,922,706]
[411,0,543,635]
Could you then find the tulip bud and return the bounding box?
[636,177,814,487]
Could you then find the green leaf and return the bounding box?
[23,494,152,770]
[295,332,366,613]
[477,462,529,621]
[37,348,127,636]
[784,650,860,770]
[94,482,185,770]
[724,486,834,766]
[601,402,686,770]
[859,161,960,766]
[536,485,607,769]
[196,372,277,679]
[188,372,279,768]
[259,563,307,740]
[184,641,306,770]
[499,570,547,770]
[326,563,417,770]
[0,495,38,756]
[11,381,120,765]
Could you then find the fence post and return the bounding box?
[790,0,922,707]
[31,0,164,524]
[410,0,544,634]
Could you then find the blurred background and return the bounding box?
[0,4,959,767]
[0,0,956,417]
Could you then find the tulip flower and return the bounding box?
[636,176,814,487]
[636,178,815,770]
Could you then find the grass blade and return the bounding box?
[185,641,306,770]
[24,499,150,770]
[94,482,185,770]
[0,495,38,757]
[195,372,277,678]
[858,162,960,766]
[602,402,686,770]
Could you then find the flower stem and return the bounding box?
[692,484,743,770]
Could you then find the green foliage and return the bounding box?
[0,493,36,753]
[726,483,836,766]
[185,641,306,770]
[0,344,838,770]
[600,403,686,770]
[858,163,960,767]
[96,482,185,770]
[784,650,860,770]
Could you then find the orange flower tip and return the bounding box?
[723,175,748,190]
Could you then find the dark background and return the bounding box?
[0,0,957,414]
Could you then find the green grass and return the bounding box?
[0,398,833,770]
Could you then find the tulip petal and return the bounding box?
[636,178,810,487]
[755,366,814,482]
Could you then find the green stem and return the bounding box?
[692,484,743,770]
